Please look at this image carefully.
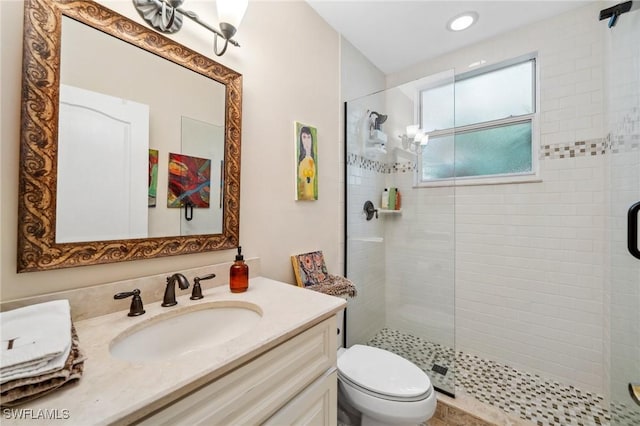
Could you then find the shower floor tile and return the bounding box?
[367,328,640,426]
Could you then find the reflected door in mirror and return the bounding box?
[57,84,150,243]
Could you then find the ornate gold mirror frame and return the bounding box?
[18,0,242,272]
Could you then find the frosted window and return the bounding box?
[421,83,454,132]
[421,135,455,180]
[454,122,532,177]
[421,122,531,179]
[419,56,536,183]
[455,61,534,127]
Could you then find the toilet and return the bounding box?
[337,344,437,426]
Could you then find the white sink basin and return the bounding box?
[110,301,262,362]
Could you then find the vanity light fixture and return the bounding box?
[133,0,248,56]
[447,11,478,32]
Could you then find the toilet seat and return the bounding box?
[337,345,433,402]
[338,370,432,402]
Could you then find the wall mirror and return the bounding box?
[18,0,242,272]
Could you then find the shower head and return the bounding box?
[369,111,388,130]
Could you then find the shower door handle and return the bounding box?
[629,201,640,260]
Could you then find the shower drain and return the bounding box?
[431,364,449,376]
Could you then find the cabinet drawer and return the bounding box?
[264,369,337,426]
[137,317,336,425]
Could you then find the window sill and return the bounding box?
[415,173,541,188]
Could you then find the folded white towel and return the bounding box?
[1,300,72,384]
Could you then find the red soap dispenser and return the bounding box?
[230,246,249,293]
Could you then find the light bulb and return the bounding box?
[406,124,419,138]
[217,0,248,31]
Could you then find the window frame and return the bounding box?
[416,54,540,187]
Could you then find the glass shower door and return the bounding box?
[344,69,457,396]
[606,5,640,424]
[344,89,389,348]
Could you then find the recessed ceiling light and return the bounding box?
[447,12,478,32]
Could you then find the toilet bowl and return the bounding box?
[337,344,437,426]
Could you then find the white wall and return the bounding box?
[384,2,608,393]
[0,0,341,300]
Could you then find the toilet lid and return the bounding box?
[337,345,432,399]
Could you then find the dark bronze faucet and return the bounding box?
[162,273,190,307]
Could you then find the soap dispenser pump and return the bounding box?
[230,246,249,293]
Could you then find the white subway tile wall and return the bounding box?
[345,162,387,346]
[454,155,607,392]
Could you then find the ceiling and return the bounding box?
[306,1,596,74]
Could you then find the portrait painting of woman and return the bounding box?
[295,122,318,200]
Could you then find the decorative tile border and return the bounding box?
[346,152,388,173]
[348,104,638,170]
[537,108,639,160]
[610,106,640,154]
[349,132,638,174]
[389,161,417,174]
[367,328,640,426]
[541,138,607,160]
[346,152,416,174]
[349,138,615,174]
[542,134,639,159]
[610,133,640,154]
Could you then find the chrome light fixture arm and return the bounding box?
[180,9,241,49]
[133,0,241,55]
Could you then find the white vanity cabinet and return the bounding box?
[136,316,338,425]
[264,369,337,425]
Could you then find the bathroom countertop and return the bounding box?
[2,277,346,425]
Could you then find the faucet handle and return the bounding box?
[114,289,145,317]
[191,273,216,300]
